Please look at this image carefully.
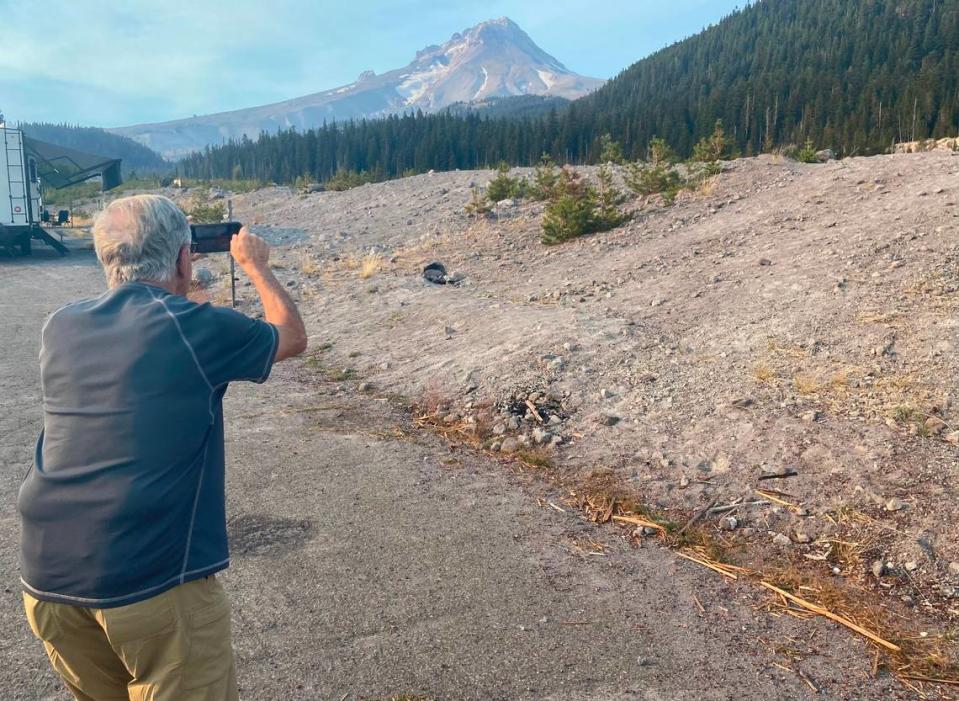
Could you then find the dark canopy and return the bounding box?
[24,137,122,191]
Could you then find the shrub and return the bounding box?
[540,166,627,245]
[595,164,630,228]
[186,188,225,223]
[325,169,375,192]
[486,162,526,201]
[541,168,597,245]
[623,161,683,201]
[788,139,820,163]
[530,154,560,200]
[599,134,625,165]
[648,137,677,166]
[464,188,492,216]
[691,120,731,166]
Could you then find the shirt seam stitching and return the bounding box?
[145,288,215,422]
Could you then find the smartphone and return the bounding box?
[190,222,242,253]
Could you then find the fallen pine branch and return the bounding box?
[612,514,666,532]
[759,581,901,653]
[676,551,740,580]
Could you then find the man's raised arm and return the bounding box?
[230,226,307,362]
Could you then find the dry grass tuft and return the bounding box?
[793,374,820,395]
[753,364,776,384]
[360,253,382,279]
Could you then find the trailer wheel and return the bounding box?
[20,236,31,256]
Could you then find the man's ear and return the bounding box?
[176,244,192,280]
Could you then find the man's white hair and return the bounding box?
[93,194,190,288]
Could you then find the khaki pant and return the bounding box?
[23,576,239,701]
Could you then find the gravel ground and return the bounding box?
[0,247,914,700]
[187,153,959,629]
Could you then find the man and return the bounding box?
[18,194,307,700]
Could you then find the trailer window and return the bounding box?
[28,159,38,182]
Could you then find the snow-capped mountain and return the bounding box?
[111,18,604,159]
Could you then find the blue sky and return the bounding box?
[0,1,744,128]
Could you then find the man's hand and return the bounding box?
[230,226,270,273]
[228,225,307,362]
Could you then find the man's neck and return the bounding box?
[131,279,179,295]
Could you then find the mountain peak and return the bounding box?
[112,18,603,158]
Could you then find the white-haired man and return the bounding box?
[18,194,307,700]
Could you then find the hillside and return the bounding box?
[564,0,959,157]
[180,0,959,183]
[112,18,602,159]
[17,123,169,175]
[175,152,959,639]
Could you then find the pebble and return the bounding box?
[772,533,792,547]
[679,476,691,488]
[949,562,959,577]
[721,516,738,531]
[904,561,919,572]
[531,428,551,445]
[801,410,819,423]
[598,413,621,427]
[885,498,907,512]
[358,382,373,392]
[872,560,886,578]
[794,531,812,544]
[500,437,519,453]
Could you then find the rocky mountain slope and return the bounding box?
[112,18,602,159]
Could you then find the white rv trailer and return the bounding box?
[0,125,44,254]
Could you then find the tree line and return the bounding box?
[178,0,959,185]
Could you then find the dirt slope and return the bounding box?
[206,152,959,628]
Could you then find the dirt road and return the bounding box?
[0,248,902,699]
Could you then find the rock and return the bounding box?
[945,431,959,445]
[547,357,566,372]
[531,428,551,445]
[772,533,792,547]
[730,397,754,409]
[721,516,738,531]
[507,416,520,430]
[794,531,812,544]
[872,560,886,578]
[679,476,691,488]
[904,561,919,572]
[358,382,373,392]
[193,267,216,289]
[548,415,563,427]
[885,498,907,512]
[948,562,959,577]
[600,388,615,399]
[549,435,563,447]
[801,410,820,423]
[489,441,502,452]
[492,423,507,436]
[496,199,516,208]
[499,437,520,453]
[924,417,947,436]
[598,413,621,426]
[758,258,773,266]
[815,148,836,162]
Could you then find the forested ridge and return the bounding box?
[179,0,959,184]
[18,123,169,175]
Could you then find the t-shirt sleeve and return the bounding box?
[186,304,279,387]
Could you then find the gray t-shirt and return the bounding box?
[18,282,278,608]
